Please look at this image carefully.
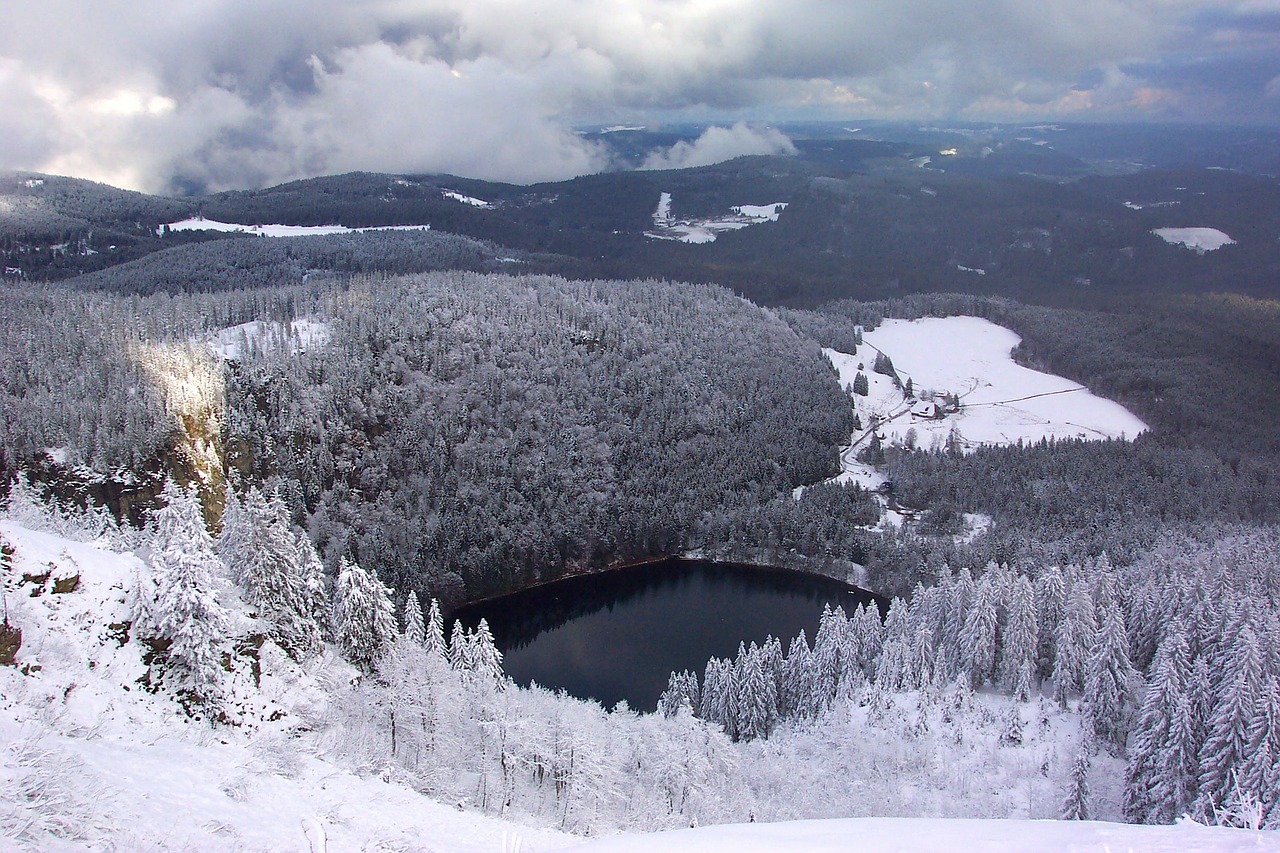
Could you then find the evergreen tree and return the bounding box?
[1124,622,1192,824]
[424,597,447,660]
[1000,574,1038,702]
[469,618,506,688]
[402,591,427,644]
[1061,745,1092,821]
[218,487,320,659]
[1084,600,1136,754]
[959,576,999,688]
[331,556,396,673]
[146,481,230,698]
[852,371,869,396]
[1054,581,1096,706]
[1197,624,1265,815]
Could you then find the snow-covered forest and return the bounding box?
[4,266,1280,847]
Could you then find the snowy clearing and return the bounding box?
[645,193,788,243]
[827,316,1147,454]
[442,189,493,208]
[159,217,431,237]
[567,816,1269,853]
[1153,227,1235,254]
[206,319,330,360]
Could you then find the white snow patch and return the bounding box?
[442,189,493,208]
[1152,227,1235,254]
[646,194,788,244]
[956,265,986,275]
[826,317,1147,454]
[207,319,331,360]
[159,217,431,237]
[566,816,1267,853]
[22,179,44,189]
[599,125,646,133]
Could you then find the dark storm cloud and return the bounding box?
[0,1,1269,192]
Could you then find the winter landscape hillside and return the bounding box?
[4,123,1280,852]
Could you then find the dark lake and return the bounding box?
[453,558,880,712]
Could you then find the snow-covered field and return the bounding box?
[645,193,788,243]
[568,816,1270,853]
[1152,227,1235,254]
[159,217,431,237]
[828,316,1147,454]
[207,318,330,360]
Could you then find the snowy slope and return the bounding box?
[159,217,431,237]
[566,816,1271,853]
[0,519,577,852]
[827,316,1147,453]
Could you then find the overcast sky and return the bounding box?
[2,0,1277,193]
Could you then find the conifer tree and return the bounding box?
[218,487,320,659]
[470,618,506,688]
[1084,600,1136,753]
[331,556,396,673]
[1054,581,1096,706]
[959,577,999,688]
[1197,624,1264,815]
[402,591,427,644]
[424,597,447,661]
[1000,574,1038,701]
[146,481,230,698]
[1124,622,1192,824]
[1061,745,1092,821]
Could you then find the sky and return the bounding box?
[1,0,1277,194]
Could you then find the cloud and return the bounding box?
[0,1,1274,192]
[640,123,797,171]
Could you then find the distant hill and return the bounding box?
[6,122,1280,307]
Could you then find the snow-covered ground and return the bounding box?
[0,518,578,852]
[3,515,1271,850]
[159,217,431,237]
[1152,227,1235,254]
[645,194,788,243]
[443,189,493,208]
[828,316,1147,453]
[206,319,330,360]
[567,816,1270,853]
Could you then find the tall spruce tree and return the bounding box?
[331,556,397,673]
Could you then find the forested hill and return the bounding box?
[0,272,861,607]
[7,132,1280,308]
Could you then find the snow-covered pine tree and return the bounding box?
[402,591,427,645]
[959,576,999,688]
[469,618,505,688]
[781,630,815,720]
[218,487,321,659]
[1124,621,1192,824]
[1238,681,1280,828]
[146,480,230,699]
[1000,574,1038,702]
[1084,599,1136,754]
[424,597,447,660]
[1034,566,1066,683]
[448,619,470,671]
[812,604,845,706]
[1061,744,1092,820]
[1053,580,1096,706]
[1197,623,1265,816]
[331,556,397,673]
[735,643,777,741]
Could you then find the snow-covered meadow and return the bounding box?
[828,316,1147,454]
